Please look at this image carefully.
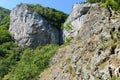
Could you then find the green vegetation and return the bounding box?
[109,77,120,80]
[0,6,10,29]
[0,42,25,79]
[0,8,11,44]
[62,22,72,30]
[26,4,68,29]
[0,29,11,44]
[8,44,59,80]
[0,9,26,79]
[0,7,10,16]
[0,42,59,80]
[87,0,120,11]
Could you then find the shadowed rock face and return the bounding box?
[9,4,59,48]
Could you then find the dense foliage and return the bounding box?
[0,42,25,79]
[0,7,11,44]
[8,44,59,80]
[0,17,12,44]
[87,0,120,10]
[27,4,68,29]
[0,42,59,80]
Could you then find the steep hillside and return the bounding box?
[39,3,120,80]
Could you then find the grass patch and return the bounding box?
[109,77,120,80]
[62,22,72,31]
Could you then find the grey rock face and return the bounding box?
[9,4,59,48]
[65,2,93,24]
[77,3,111,40]
[63,3,96,41]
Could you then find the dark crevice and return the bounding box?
[24,16,27,22]
[110,27,115,39]
[0,51,5,57]
[118,27,120,31]
[112,27,115,32]
[119,68,120,73]
[110,45,116,54]
[108,67,112,77]
[58,29,64,45]
[98,50,101,56]
[107,6,112,21]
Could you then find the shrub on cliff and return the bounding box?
[87,0,120,11]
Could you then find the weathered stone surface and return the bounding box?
[9,4,59,48]
[77,3,111,41]
[39,3,120,80]
[63,3,96,41]
[64,2,93,24]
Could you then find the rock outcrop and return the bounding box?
[63,3,96,41]
[39,3,120,80]
[9,4,59,48]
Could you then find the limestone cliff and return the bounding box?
[9,4,60,48]
[39,3,120,80]
[63,3,96,41]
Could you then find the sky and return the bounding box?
[0,0,86,14]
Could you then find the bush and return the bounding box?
[62,22,72,30]
[87,0,120,11]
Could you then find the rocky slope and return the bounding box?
[9,4,60,48]
[39,3,120,80]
